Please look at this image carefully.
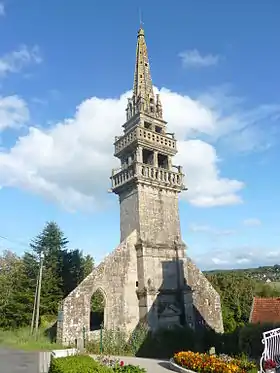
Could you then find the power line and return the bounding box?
[0,233,31,250]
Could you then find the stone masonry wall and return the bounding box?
[137,184,181,244]
[119,187,139,243]
[186,257,224,333]
[120,184,181,245]
[57,231,224,345]
[57,230,139,346]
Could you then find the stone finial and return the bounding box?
[156,94,163,118]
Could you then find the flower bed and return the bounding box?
[96,355,146,373]
[173,351,257,373]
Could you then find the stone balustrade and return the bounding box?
[136,163,183,188]
[114,126,177,155]
[111,164,136,189]
[114,128,137,154]
[111,163,184,190]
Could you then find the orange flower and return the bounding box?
[173,351,255,373]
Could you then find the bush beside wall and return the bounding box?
[49,355,112,373]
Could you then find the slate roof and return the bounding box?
[250,297,280,324]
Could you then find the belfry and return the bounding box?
[57,27,223,346]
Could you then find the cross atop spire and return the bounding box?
[139,8,143,29]
[126,27,163,121]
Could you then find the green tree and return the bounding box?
[0,250,21,313]
[0,250,33,328]
[255,281,280,297]
[81,254,94,278]
[207,273,255,332]
[0,222,97,329]
[91,289,105,313]
[29,221,68,315]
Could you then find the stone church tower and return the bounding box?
[57,27,223,346]
[112,27,184,246]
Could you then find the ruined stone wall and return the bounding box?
[186,257,224,333]
[57,230,139,346]
[57,231,224,346]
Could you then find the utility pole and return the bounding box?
[30,273,39,335]
[35,252,44,339]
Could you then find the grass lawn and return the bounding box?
[0,327,63,351]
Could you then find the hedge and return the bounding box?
[49,355,112,373]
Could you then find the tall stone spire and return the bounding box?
[126,27,163,121]
[112,26,185,243]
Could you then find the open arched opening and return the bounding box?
[90,289,105,331]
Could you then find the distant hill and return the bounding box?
[203,264,280,283]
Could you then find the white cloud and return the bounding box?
[189,223,235,236]
[266,251,279,259]
[161,87,280,153]
[243,218,261,227]
[176,140,243,207]
[0,88,247,210]
[194,246,280,270]
[0,2,5,16]
[0,95,29,131]
[179,49,220,68]
[0,45,42,77]
[212,257,229,265]
[0,85,278,211]
[189,224,212,233]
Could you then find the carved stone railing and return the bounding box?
[111,163,184,191]
[136,163,184,188]
[111,164,136,189]
[114,128,138,154]
[137,127,176,152]
[114,126,177,155]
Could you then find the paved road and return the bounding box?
[0,348,39,373]
[0,348,171,373]
[92,355,171,373]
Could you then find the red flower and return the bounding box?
[120,361,124,367]
[264,359,276,369]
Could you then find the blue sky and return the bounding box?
[0,0,279,270]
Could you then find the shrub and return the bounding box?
[216,322,280,359]
[237,323,279,359]
[86,329,133,356]
[85,323,150,356]
[136,325,196,358]
[86,322,278,360]
[49,355,112,373]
